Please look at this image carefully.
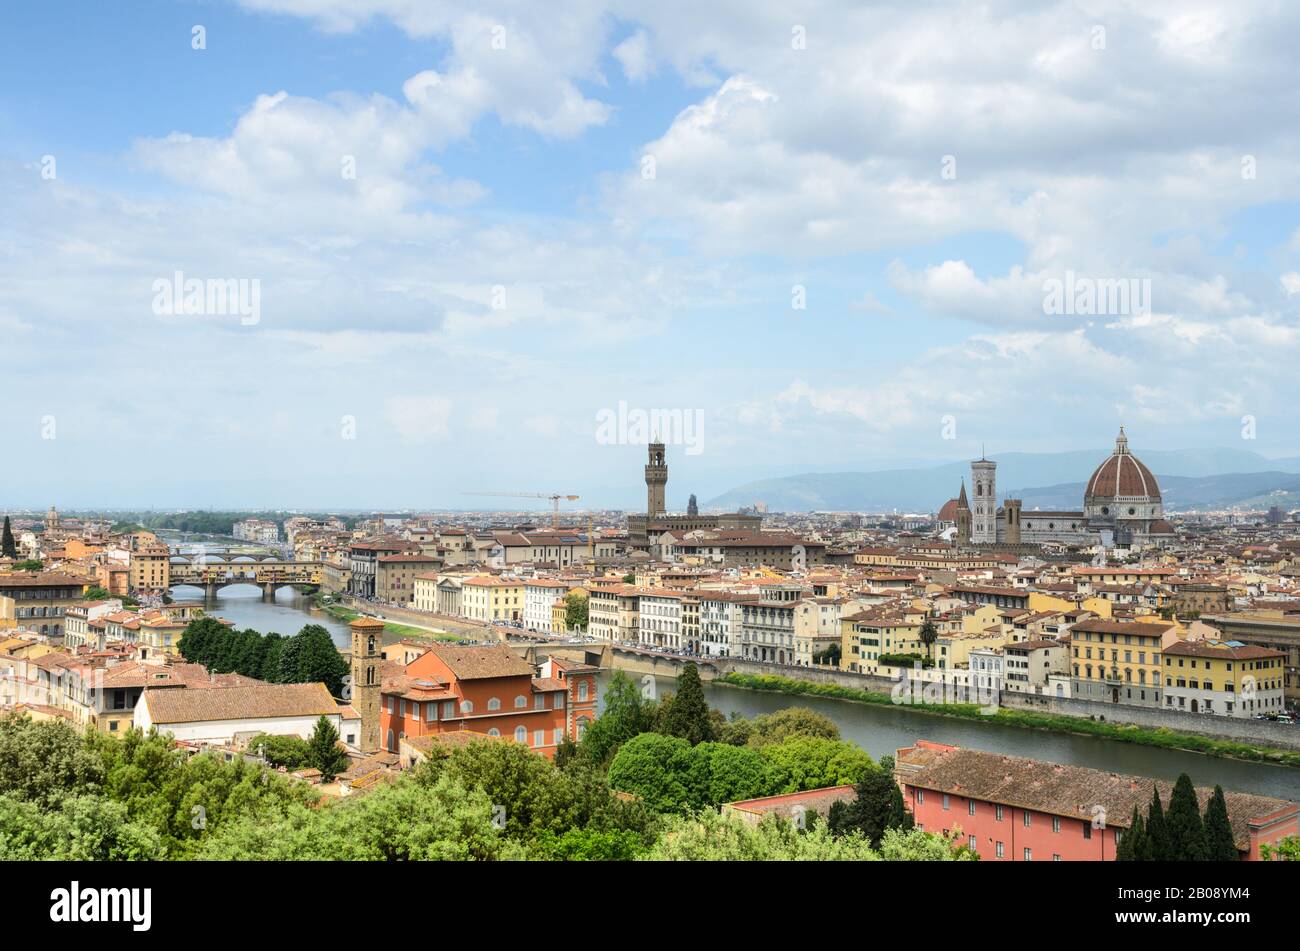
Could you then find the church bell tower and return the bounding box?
[349,616,384,753]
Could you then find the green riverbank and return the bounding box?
[311,596,466,643]
[718,672,1300,770]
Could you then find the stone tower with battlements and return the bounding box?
[645,442,667,517]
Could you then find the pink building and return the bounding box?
[895,740,1298,861]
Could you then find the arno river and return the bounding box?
[179,584,1300,800]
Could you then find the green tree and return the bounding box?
[0,794,166,860]
[1202,785,1238,861]
[1,516,15,558]
[290,625,348,697]
[248,734,311,770]
[307,716,349,782]
[0,713,105,807]
[1146,786,1172,861]
[1260,835,1300,861]
[197,773,524,861]
[759,736,876,793]
[563,593,588,632]
[662,662,713,745]
[641,811,976,862]
[578,670,651,764]
[918,618,939,660]
[607,732,695,813]
[1165,774,1207,861]
[178,616,227,668]
[434,738,650,840]
[1117,806,1149,861]
[827,766,913,847]
[745,707,840,747]
[11,559,43,572]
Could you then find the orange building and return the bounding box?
[380,643,598,759]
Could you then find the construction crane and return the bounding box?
[463,492,580,528]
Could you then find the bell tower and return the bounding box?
[645,441,667,517]
[349,616,384,753]
[970,454,997,544]
[955,481,972,545]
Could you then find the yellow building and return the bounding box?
[841,613,922,672]
[135,614,187,658]
[460,576,525,623]
[1069,618,1176,706]
[1162,640,1287,718]
[128,545,171,592]
[935,630,1007,670]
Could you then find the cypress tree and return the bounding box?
[662,662,713,745]
[1118,806,1151,861]
[1118,807,1139,860]
[1202,786,1239,861]
[307,715,348,782]
[1146,786,1172,861]
[1,516,15,558]
[1166,773,1207,861]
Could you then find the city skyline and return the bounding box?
[5,2,1300,507]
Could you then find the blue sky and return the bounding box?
[3,1,1300,511]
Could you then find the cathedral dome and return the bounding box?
[1084,428,1161,501]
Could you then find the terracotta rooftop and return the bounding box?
[140,682,339,724]
[896,742,1295,852]
[426,644,536,680]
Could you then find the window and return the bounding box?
[1023,811,1031,828]
[554,693,564,709]
[995,804,1003,821]
[487,697,501,711]
[917,789,924,804]
[942,793,950,811]
[1083,821,1092,839]
[488,728,501,737]
[1023,847,1032,861]
[441,701,454,719]
[515,695,527,709]
[578,682,589,702]
[533,730,544,748]
[968,800,976,816]
[514,726,527,743]
[1052,816,1060,833]
[460,699,474,714]
[995,841,1004,858]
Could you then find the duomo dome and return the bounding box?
[1083,427,1164,530]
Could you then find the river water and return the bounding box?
[175,585,1299,800]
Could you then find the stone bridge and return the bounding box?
[169,557,322,597]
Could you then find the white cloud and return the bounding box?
[385,394,453,442]
[613,30,655,83]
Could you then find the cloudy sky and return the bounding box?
[3,0,1300,511]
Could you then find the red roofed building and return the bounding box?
[379,642,597,759]
[896,740,1298,861]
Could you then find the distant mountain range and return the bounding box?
[705,448,1300,513]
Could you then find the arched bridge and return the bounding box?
[169,560,322,596]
